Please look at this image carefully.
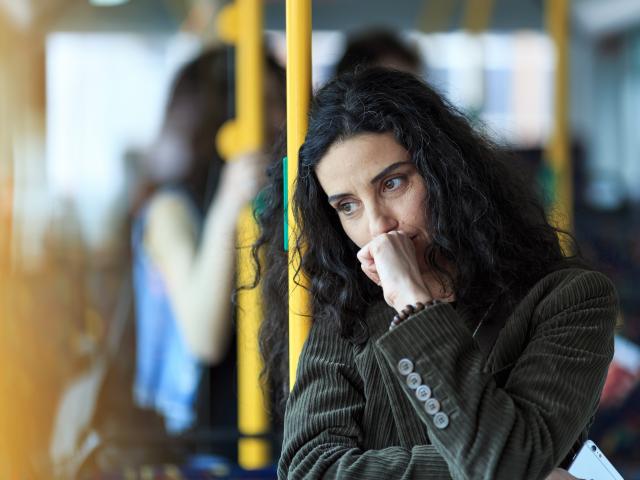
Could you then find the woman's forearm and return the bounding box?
[145,189,243,363]
[174,194,240,363]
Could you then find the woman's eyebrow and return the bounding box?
[327,193,348,204]
[370,161,413,185]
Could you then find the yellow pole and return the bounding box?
[235,206,270,468]
[418,0,456,33]
[545,0,573,243]
[461,0,495,33]
[216,0,264,155]
[286,0,312,389]
[217,0,270,469]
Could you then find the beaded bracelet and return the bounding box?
[389,300,441,331]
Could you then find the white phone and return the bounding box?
[568,440,624,480]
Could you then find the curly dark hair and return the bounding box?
[254,68,581,421]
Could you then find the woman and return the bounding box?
[255,68,617,478]
[133,47,284,436]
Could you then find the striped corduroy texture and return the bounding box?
[278,268,618,479]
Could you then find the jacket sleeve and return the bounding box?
[278,316,452,479]
[375,270,618,480]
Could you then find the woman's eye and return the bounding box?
[338,202,356,215]
[383,176,404,191]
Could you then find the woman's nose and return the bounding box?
[368,206,399,238]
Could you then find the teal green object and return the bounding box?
[253,187,267,216]
[537,161,557,210]
[283,156,288,251]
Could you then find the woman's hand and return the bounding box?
[357,231,433,312]
[545,468,581,480]
[216,151,268,215]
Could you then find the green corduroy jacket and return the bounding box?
[278,268,618,479]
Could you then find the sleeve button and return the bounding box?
[425,398,441,415]
[397,359,414,376]
[415,385,432,401]
[433,412,449,429]
[406,372,422,389]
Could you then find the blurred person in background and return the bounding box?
[132,45,285,450]
[335,28,422,77]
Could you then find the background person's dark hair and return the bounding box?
[140,47,286,215]
[253,68,583,420]
[336,28,422,76]
[156,47,230,213]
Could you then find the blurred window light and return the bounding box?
[46,32,199,250]
[269,29,554,147]
[418,30,553,146]
[574,0,640,37]
[89,0,130,6]
[586,30,640,206]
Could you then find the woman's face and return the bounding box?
[315,132,431,273]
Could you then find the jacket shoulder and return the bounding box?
[530,268,618,317]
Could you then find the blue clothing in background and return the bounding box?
[131,197,202,434]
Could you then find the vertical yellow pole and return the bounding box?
[217,0,270,469]
[286,0,312,389]
[546,0,573,240]
[236,0,264,151]
[418,0,456,33]
[462,0,495,33]
[236,206,270,468]
[216,0,264,153]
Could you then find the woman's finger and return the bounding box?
[360,262,380,285]
[357,244,374,265]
